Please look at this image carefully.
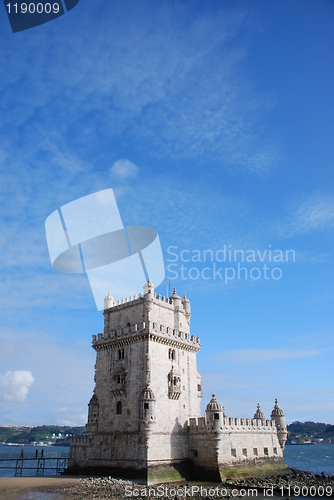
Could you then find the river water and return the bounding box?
[0,444,333,478]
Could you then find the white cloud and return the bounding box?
[111,159,139,179]
[0,328,95,425]
[0,371,35,402]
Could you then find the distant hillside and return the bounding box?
[0,425,87,445]
[1,421,333,445]
[287,421,334,444]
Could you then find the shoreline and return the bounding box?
[0,469,333,500]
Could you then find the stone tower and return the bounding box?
[69,278,288,482]
[69,278,202,480]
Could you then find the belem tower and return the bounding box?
[69,278,288,483]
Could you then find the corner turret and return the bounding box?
[271,398,288,450]
[87,393,99,434]
[170,288,182,308]
[206,393,227,430]
[144,277,155,297]
[182,292,191,324]
[141,386,156,423]
[104,290,115,310]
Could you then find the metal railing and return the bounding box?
[0,455,68,477]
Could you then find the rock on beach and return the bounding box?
[57,470,334,499]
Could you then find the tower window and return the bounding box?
[118,348,125,360]
[168,349,176,360]
[116,401,122,415]
[144,403,149,410]
[214,413,219,420]
[264,447,268,456]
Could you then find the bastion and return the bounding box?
[68,278,289,483]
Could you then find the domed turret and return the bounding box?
[104,290,115,310]
[170,287,182,307]
[253,403,266,423]
[140,386,156,423]
[182,292,191,319]
[205,393,227,429]
[271,398,288,450]
[143,277,155,297]
[87,393,99,434]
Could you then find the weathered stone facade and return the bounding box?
[69,278,288,482]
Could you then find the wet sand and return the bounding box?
[0,477,79,500]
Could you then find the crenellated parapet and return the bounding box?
[93,322,200,351]
[103,282,192,329]
[104,293,144,311]
[70,435,89,445]
[103,289,189,312]
[187,416,277,434]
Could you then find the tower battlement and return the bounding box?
[93,323,200,350]
[187,416,277,431]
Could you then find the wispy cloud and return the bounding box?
[0,2,279,177]
[275,193,334,238]
[111,159,138,179]
[302,292,334,304]
[221,348,321,363]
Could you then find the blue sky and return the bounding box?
[0,0,333,426]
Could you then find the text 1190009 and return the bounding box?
[6,3,60,14]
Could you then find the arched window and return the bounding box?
[116,401,122,415]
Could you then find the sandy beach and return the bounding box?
[0,476,80,500]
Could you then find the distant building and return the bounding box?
[69,279,288,483]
